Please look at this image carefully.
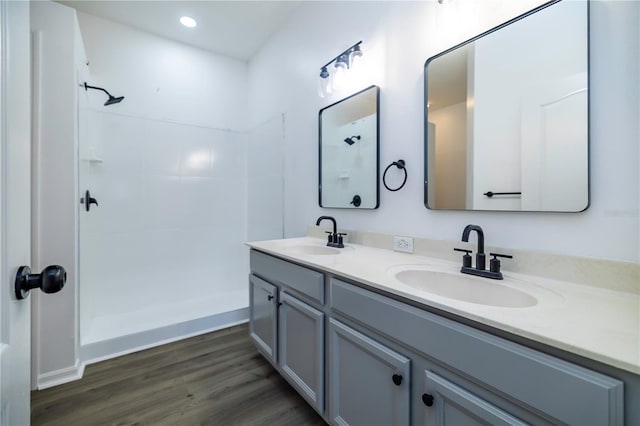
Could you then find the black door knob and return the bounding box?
[82,189,99,212]
[392,374,403,386]
[15,265,66,300]
[422,393,434,407]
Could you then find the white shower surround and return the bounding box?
[75,13,282,360]
[78,110,249,345]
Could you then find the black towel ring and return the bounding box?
[383,159,407,192]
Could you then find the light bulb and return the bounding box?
[318,67,332,97]
[332,57,348,91]
[349,45,363,72]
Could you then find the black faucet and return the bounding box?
[316,216,345,248]
[462,224,486,271]
[455,224,512,280]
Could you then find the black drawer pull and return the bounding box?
[392,374,403,386]
[422,393,434,407]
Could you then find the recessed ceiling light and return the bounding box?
[180,16,197,28]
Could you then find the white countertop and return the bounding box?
[247,236,640,375]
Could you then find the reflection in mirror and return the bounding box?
[320,85,379,209]
[425,0,588,212]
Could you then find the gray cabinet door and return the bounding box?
[329,319,410,426]
[279,291,325,414]
[423,370,527,426]
[249,274,278,363]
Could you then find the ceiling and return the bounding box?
[57,1,301,61]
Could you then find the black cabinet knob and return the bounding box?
[422,393,434,407]
[392,374,403,386]
[15,265,66,300]
[267,295,274,301]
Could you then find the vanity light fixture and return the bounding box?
[180,16,197,28]
[318,41,363,98]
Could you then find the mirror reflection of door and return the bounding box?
[425,0,588,212]
[320,86,379,209]
[521,74,588,211]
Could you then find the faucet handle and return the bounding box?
[325,230,335,244]
[489,253,513,259]
[454,248,472,268]
[337,233,347,246]
[489,253,512,273]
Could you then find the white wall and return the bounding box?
[247,0,640,263]
[77,12,246,130]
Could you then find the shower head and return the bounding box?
[104,95,125,106]
[84,82,125,107]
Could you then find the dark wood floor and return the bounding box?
[31,323,325,426]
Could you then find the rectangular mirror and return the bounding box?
[320,85,379,209]
[424,0,589,212]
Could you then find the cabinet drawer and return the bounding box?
[331,278,623,425]
[250,250,325,305]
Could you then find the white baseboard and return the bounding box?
[37,308,248,389]
[37,360,85,390]
[81,307,248,366]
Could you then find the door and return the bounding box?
[249,274,278,363]
[0,1,33,424]
[278,291,324,414]
[329,319,410,426]
[422,371,526,426]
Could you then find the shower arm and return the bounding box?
[84,82,114,98]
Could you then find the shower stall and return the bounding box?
[30,2,285,384]
[78,92,284,358]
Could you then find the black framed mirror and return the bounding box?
[319,85,380,209]
[424,0,589,212]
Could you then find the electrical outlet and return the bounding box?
[393,236,414,253]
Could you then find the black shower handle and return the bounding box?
[83,190,99,212]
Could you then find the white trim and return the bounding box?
[36,360,84,390]
[81,308,248,369]
[30,29,43,392]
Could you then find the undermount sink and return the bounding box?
[283,245,341,256]
[390,266,538,308]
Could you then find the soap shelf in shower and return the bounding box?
[81,157,104,163]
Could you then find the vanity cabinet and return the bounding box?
[249,249,626,426]
[249,250,326,414]
[330,278,624,426]
[329,318,410,426]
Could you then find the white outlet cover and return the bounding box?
[393,236,414,253]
